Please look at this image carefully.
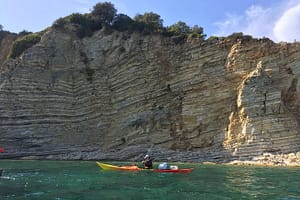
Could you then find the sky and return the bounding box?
[1,0,300,42]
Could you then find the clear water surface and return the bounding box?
[0,160,299,200]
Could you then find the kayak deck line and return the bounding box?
[96,162,194,173]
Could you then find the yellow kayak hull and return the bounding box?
[96,162,142,171]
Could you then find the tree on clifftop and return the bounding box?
[134,12,163,33]
[0,24,3,31]
[188,25,206,40]
[91,2,117,25]
[112,14,135,31]
[167,21,191,36]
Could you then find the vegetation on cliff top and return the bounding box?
[0,1,255,61]
[1,1,205,62]
[52,1,206,41]
[7,32,41,59]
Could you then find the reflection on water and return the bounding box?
[0,160,299,200]
[225,166,263,198]
[224,165,300,199]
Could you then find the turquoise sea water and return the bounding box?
[0,160,299,200]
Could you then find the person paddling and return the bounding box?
[142,154,153,169]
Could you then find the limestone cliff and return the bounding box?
[0,28,299,162]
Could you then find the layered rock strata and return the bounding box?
[0,29,299,163]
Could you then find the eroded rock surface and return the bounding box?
[0,29,299,163]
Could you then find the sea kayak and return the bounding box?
[96,162,193,173]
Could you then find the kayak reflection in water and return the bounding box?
[142,154,153,169]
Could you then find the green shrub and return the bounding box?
[134,12,163,33]
[8,33,41,59]
[167,21,191,36]
[53,17,67,29]
[91,2,117,25]
[52,2,117,38]
[188,25,206,39]
[166,23,205,41]
[68,13,93,38]
[112,14,135,31]
[53,13,101,38]
[68,13,88,25]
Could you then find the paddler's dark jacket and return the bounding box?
[142,158,153,169]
